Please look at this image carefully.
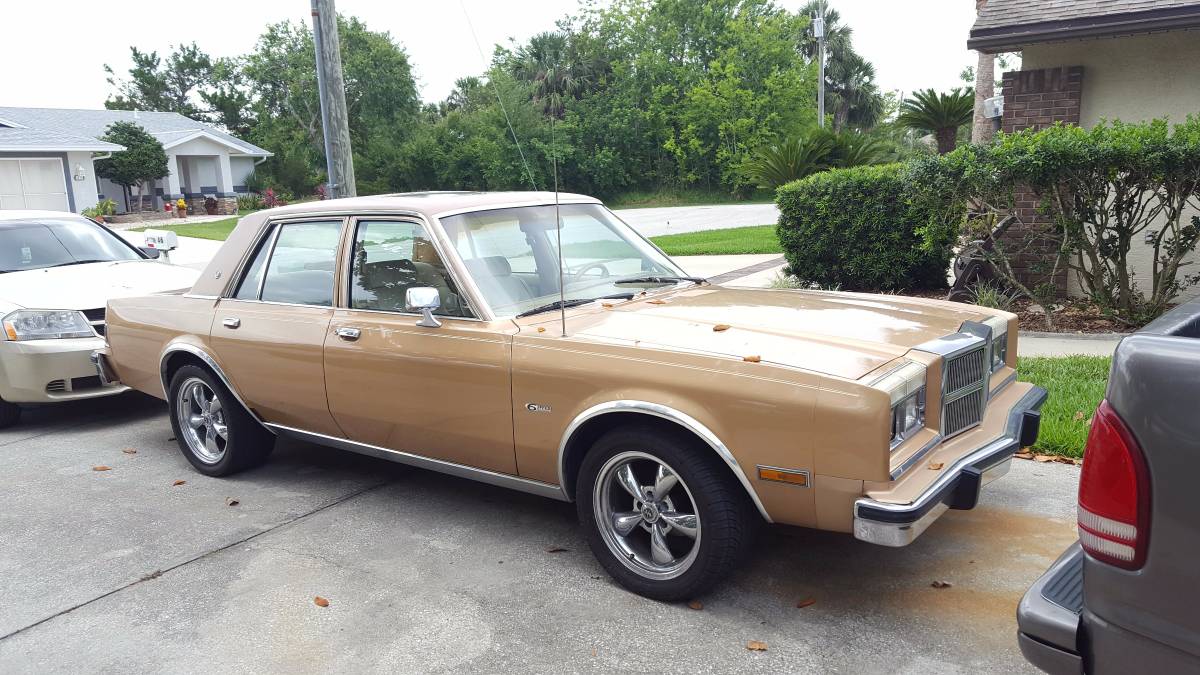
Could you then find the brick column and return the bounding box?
[998,66,1083,296]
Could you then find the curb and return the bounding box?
[1018,331,1128,340]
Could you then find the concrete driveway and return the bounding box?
[614,203,779,237]
[1,394,1078,673]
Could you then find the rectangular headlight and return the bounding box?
[991,335,1009,371]
[2,310,96,341]
[891,387,926,448]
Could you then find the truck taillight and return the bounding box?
[1077,400,1150,570]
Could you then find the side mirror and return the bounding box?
[405,286,442,328]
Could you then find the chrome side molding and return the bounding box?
[557,400,773,523]
[266,423,568,501]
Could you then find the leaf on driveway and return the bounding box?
[172,480,186,486]
[601,303,614,309]
[545,546,569,553]
[796,597,816,609]
[743,355,762,363]
[931,580,953,589]
[92,465,112,472]
[928,462,944,470]
[226,497,239,506]
[712,324,731,332]
[121,448,137,455]
[1034,455,1055,463]
[1074,410,1087,421]
[1014,451,1034,460]
[687,599,703,610]
[536,327,546,333]
[647,299,667,305]
[314,596,330,607]
[746,640,768,651]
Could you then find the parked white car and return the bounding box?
[0,211,199,427]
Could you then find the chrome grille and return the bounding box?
[944,388,985,437]
[942,345,988,437]
[946,348,986,392]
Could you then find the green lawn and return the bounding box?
[129,212,256,241]
[607,188,773,209]
[650,224,781,256]
[1017,355,1111,458]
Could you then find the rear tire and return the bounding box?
[577,424,758,601]
[168,364,274,476]
[0,398,19,429]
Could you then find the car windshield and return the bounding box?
[0,217,142,273]
[439,203,687,317]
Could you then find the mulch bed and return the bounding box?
[1012,298,1132,334]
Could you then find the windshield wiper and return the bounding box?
[515,293,636,319]
[614,275,706,286]
[46,259,110,268]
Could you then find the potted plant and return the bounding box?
[204,196,218,215]
[175,198,188,218]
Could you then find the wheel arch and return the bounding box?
[159,342,266,428]
[557,401,772,522]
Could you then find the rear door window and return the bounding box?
[236,220,342,306]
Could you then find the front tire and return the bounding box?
[168,365,273,476]
[577,425,757,601]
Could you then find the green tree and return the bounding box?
[505,31,599,117]
[94,122,168,212]
[896,88,975,154]
[104,43,213,119]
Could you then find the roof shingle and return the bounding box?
[0,107,269,156]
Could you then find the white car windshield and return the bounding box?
[439,203,689,317]
[0,217,142,273]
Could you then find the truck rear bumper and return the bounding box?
[1017,542,1085,674]
[853,384,1047,547]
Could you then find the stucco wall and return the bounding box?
[65,152,99,212]
[1022,31,1200,128]
[230,156,257,192]
[1022,30,1200,302]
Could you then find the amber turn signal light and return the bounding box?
[757,466,809,486]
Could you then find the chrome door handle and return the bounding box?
[222,317,240,329]
[336,327,361,341]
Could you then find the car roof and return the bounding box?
[0,209,88,223]
[258,191,602,219]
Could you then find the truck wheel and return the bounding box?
[577,425,757,601]
[168,365,274,476]
[0,398,19,429]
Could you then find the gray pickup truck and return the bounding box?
[1017,297,1200,673]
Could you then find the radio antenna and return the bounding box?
[459,0,538,191]
[552,114,566,337]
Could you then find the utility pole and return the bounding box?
[814,15,826,128]
[310,0,356,198]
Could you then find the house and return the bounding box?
[968,0,1200,300]
[0,107,271,216]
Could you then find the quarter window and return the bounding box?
[233,220,342,306]
[349,220,471,317]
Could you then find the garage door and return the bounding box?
[0,158,70,211]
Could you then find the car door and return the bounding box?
[322,216,518,474]
[209,217,346,437]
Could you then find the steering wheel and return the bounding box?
[570,261,612,281]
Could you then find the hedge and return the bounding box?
[775,163,955,292]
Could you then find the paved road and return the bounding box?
[1,393,1078,673]
[614,203,779,237]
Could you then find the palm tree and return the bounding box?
[896,88,975,154]
[509,31,595,117]
[798,0,852,61]
[825,51,885,132]
[742,135,834,189]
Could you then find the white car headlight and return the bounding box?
[982,315,1010,371]
[2,310,96,341]
[871,360,928,449]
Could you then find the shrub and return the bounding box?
[237,194,264,211]
[775,164,956,291]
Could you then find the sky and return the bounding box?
[0,0,982,110]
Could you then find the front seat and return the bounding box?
[462,256,535,310]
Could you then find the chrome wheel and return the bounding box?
[593,451,701,580]
[175,377,228,464]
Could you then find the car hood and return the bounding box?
[561,285,993,380]
[0,260,200,312]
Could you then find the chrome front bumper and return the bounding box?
[853,385,1047,547]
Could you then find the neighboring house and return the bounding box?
[0,107,271,216]
[968,0,1200,301]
